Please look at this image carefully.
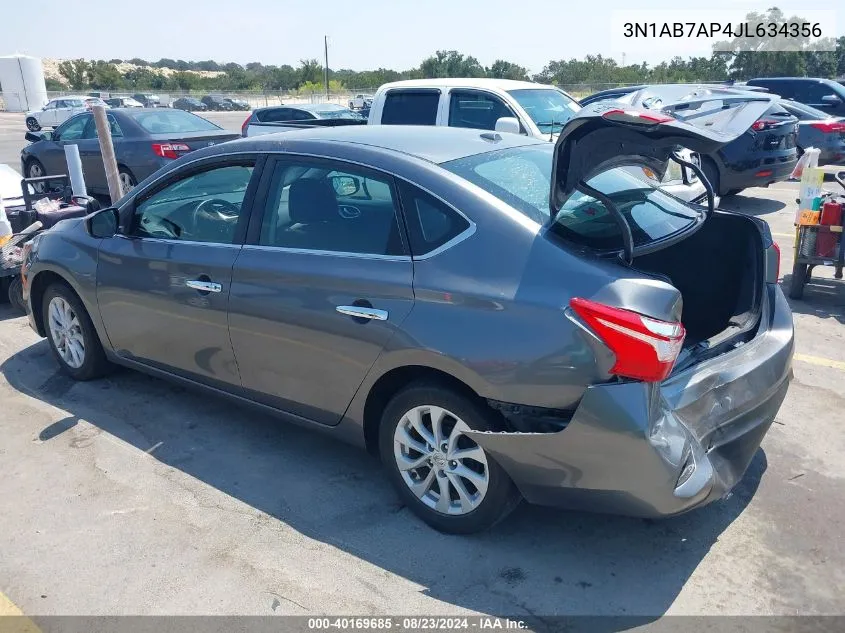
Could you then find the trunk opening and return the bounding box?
[631,213,764,356]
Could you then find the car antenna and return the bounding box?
[549,118,555,143]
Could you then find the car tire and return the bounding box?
[118,167,137,196]
[7,277,25,313]
[42,282,111,381]
[379,382,521,534]
[26,117,41,131]
[702,158,721,197]
[788,262,808,300]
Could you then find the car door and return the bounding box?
[52,100,76,127]
[77,114,123,193]
[228,155,414,425]
[96,156,262,388]
[37,114,91,176]
[38,100,58,127]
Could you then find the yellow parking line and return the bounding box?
[0,591,40,633]
[794,353,845,371]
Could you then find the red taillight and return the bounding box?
[755,169,773,178]
[602,108,674,125]
[772,241,781,281]
[152,143,190,159]
[750,118,779,131]
[241,114,252,137]
[809,121,845,133]
[570,297,685,383]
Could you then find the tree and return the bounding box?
[153,58,177,69]
[419,50,484,78]
[87,61,123,89]
[45,78,64,91]
[488,60,529,81]
[128,58,149,67]
[298,59,323,86]
[57,59,90,90]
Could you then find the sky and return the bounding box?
[1,0,842,75]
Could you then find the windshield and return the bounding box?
[441,145,701,250]
[507,89,581,135]
[128,110,221,133]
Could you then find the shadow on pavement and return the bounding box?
[719,193,786,216]
[1,341,766,622]
[780,274,845,325]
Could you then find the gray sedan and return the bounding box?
[780,100,845,166]
[21,109,240,198]
[22,101,793,534]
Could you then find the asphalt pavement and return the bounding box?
[1,111,845,621]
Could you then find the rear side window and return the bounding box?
[448,90,514,131]
[381,90,440,125]
[398,182,470,255]
[128,110,221,133]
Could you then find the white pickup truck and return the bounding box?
[348,93,374,110]
[367,78,712,203]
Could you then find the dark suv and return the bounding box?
[581,85,798,196]
[201,95,235,111]
[746,77,845,117]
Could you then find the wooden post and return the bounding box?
[91,105,122,204]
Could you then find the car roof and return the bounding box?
[224,125,546,164]
[296,103,348,112]
[377,78,555,92]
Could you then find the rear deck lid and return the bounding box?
[550,93,778,213]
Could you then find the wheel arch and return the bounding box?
[28,269,79,337]
[360,363,488,457]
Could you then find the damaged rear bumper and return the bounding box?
[466,285,793,518]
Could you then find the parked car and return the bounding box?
[349,93,374,110]
[746,77,845,117]
[368,79,708,203]
[779,100,845,166]
[25,96,88,131]
[132,93,162,108]
[22,99,792,534]
[241,103,366,137]
[202,95,235,111]
[581,85,799,196]
[21,109,240,198]
[104,97,144,109]
[225,97,251,111]
[171,97,207,112]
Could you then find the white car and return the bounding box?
[368,78,715,204]
[348,93,374,110]
[25,96,107,132]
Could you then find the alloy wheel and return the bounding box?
[393,405,489,515]
[119,172,135,196]
[47,296,86,369]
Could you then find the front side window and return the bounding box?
[448,90,515,131]
[55,115,91,141]
[83,114,123,139]
[129,163,255,244]
[442,145,701,250]
[43,101,57,110]
[507,89,580,135]
[259,160,404,256]
[382,90,440,125]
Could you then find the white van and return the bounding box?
[368,78,712,203]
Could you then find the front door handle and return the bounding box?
[186,279,222,293]
[336,305,388,321]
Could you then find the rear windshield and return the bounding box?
[128,110,221,134]
[442,145,701,250]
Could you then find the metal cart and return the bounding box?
[788,171,845,300]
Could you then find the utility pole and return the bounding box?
[324,35,329,99]
[622,52,626,66]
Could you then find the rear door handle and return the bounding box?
[186,279,222,293]
[336,305,388,321]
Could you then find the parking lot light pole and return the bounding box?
[91,105,122,204]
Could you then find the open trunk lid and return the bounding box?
[550,93,778,217]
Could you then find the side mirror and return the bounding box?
[330,175,361,197]
[86,208,118,238]
[821,94,842,105]
[495,117,521,135]
[26,131,50,143]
